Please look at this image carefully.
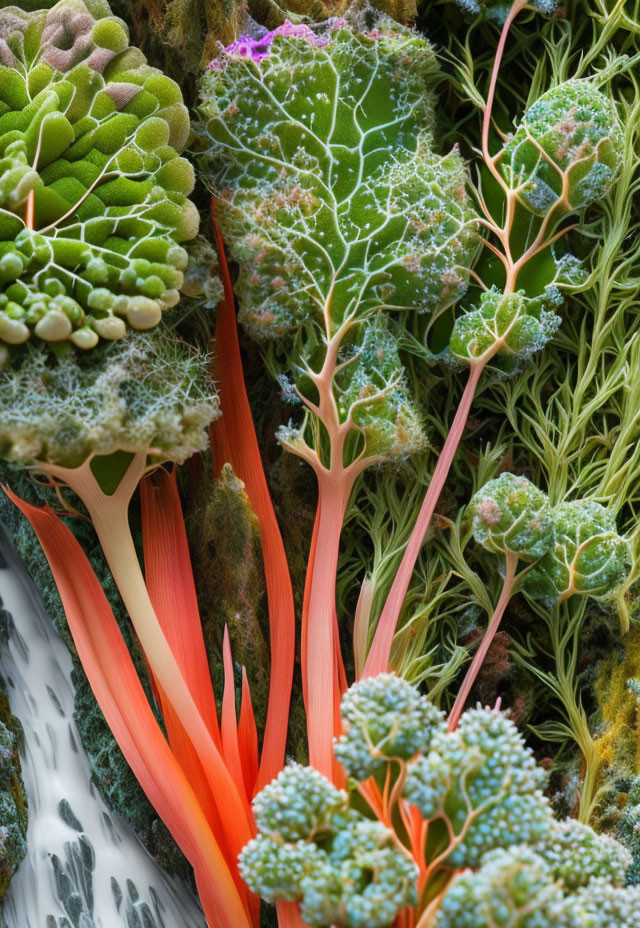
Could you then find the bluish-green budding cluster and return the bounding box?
[404,708,553,867]
[436,830,639,928]
[535,819,630,891]
[239,765,418,928]
[451,0,557,22]
[334,673,446,780]
[449,288,561,371]
[252,763,348,841]
[435,847,565,928]
[502,80,624,216]
[0,0,198,354]
[524,500,631,603]
[469,472,554,560]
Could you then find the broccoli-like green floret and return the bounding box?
[299,819,418,928]
[334,673,446,780]
[524,500,631,603]
[502,80,624,216]
[468,472,553,560]
[535,818,631,890]
[252,763,348,843]
[436,844,640,928]
[241,765,417,928]
[435,846,565,928]
[560,878,640,927]
[404,708,553,867]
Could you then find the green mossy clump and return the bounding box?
[0,0,199,358]
[0,669,28,901]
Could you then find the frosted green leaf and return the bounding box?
[198,18,477,464]
[469,472,553,560]
[0,0,198,356]
[501,80,624,216]
[524,500,631,603]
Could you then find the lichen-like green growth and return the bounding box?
[501,80,624,217]
[524,500,631,603]
[198,17,477,462]
[0,672,27,901]
[404,707,553,866]
[334,673,446,780]
[240,764,418,928]
[449,287,561,371]
[0,327,218,467]
[0,0,199,357]
[468,472,553,560]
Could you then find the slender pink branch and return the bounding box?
[447,551,519,731]
[362,361,485,678]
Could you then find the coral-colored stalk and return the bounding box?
[210,217,296,791]
[5,489,251,928]
[448,551,518,731]
[39,455,254,867]
[363,362,485,677]
[305,474,350,778]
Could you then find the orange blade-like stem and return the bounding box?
[210,215,295,790]
[239,668,259,799]
[5,488,252,928]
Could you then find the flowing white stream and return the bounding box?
[0,549,207,928]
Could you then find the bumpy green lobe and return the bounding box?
[525,500,631,603]
[198,19,476,461]
[240,764,417,928]
[0,0,198,355]
[469,472,553,560]
[334,672,446,780]
[0,327,218,467]
[502,80,624,216]
[404,708,553,866]
[449,287,561,371]
[559,877,640,926]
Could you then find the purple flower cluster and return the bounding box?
[209,20,345,68]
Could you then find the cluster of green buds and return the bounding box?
[436,824,639,928]
[242,675,636,926]
[239,763,418,928]
[0,0,198,359]
[197,17,477,465]
[502,80,624,217]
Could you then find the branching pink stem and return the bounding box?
[447,551,519,731]
[362,361,485,678]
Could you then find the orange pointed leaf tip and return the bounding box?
[3,486,251,928]
[210,215,295,790]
